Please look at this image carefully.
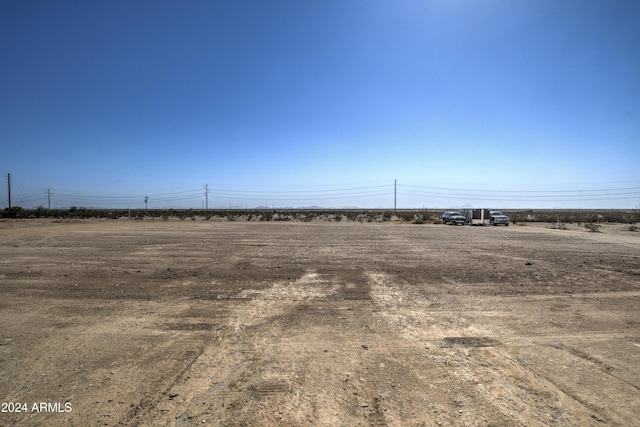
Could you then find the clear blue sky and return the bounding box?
[1,0,639,209]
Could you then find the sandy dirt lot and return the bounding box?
[0,219,639,426]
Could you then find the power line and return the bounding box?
[3,181,639,209]
[397,183,640,203]
[208,184,392,195]
[399,184,640,194]
[398,191,640,202]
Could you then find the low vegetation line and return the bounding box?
[1,207,639,225]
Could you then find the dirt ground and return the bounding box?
[0,219,638,426]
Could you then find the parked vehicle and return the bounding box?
[442,211,466,225]
[490,211,510,226]
[462,208,491,225]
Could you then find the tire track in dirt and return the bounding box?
[552,344,640,391]
[512,342,640,426]
[120,348,205,427]
[367,270,613,426]
[128,283,309,425]
[131,269,404,425]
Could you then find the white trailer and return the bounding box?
[462,208,491,225]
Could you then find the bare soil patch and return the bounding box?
[1,220,639,426]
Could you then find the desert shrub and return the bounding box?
[355,214,369,223]
[411,213,425,224]
[426,213,440,222]
[505,210,532,223]
[396,211,422,222]
[349,211,363,221]
[551,221,568,230]
[379,211,392,221]
[499,209,637,224]
[32,206,48,218]
[585,223,601,233]
[1,206,27,218]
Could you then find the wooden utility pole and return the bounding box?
[7,173,11,208]
[144,195,148,211]
[48,189,51,210]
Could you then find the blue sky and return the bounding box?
[1,0,639,209]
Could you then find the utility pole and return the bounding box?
[204,184,209,211]
[394,179,397,214]
[144,195,148,211]
[7,173,11,208]
[48,189,51,210]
